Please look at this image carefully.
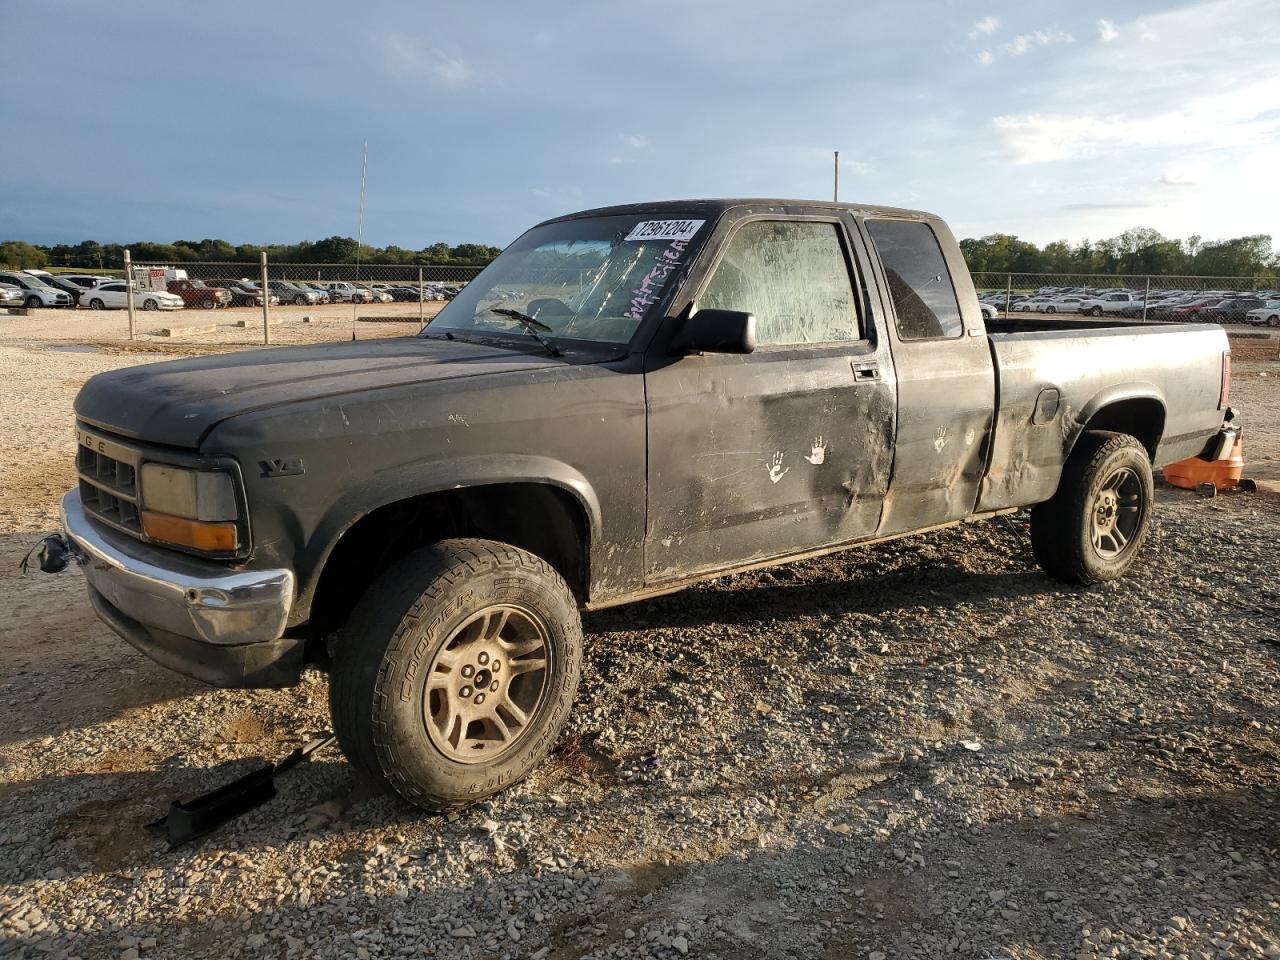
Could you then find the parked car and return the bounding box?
[1244,302,1280,327]
[0,271,73,308]
[1201,297,1267,324]
[84,281,184,311]
[304,284,332,304]
[0,283,23,308]
[53,198,1237,814]
[268,280,319,305]
[167,279,232,310]
[36,274,89,306]
[57,275,114,292]
[323,282,374,303]
[978,302,999,320]
[207,280,265,307]
[1044,295,1087,314]
[1078,292,1140,316]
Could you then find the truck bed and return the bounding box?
[978,320,1229,512]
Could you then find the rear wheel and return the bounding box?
[1030,431,1154,585]
[1088,306,1103,317]
[329,538,582,811]
[1045,305,1056,314]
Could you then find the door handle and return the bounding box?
[852,362,880,382]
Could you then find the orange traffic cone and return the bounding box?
[1163,432,1245,492]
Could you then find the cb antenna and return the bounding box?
[353,141,367,341]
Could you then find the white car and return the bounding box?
[979,302,999,320]
[1244,301,1280,327]
[0,271,73,308]
[324,281,374,303]
[1015,296,1055,312]
[1044,295,1087,314]
[84,282,184,311]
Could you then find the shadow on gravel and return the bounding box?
[9,779,1277,959]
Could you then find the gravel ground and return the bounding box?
[0,337,1276,960]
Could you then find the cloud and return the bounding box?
[1062,202,1152,211]
[621,133,650,150]
[1097,19,1120,42]
[968,16,1000,39]
[999,29,1075,57]
[1156,170,1197,187]
[839,157,872,175]
[992,76,1280,163]
[382,35,472,87]
[977,50,994,66]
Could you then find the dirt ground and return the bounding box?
[0,324,1276,960]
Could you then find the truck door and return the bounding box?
[859,217,996,533]
[643,213,897,583]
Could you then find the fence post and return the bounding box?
[1004,273,1012,316]
[418,265,425,330]
[259,252,271,345]
[1141,277,1151,323]
[124,248,136,341]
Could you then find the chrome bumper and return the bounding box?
[62,489,305,687]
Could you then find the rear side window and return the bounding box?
[700,220,859,346]
[865,219,964,340]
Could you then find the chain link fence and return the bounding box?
[972,272,1280,326]
[106,254,484,344]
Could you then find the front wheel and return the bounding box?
[89,298,105,310]
[25,295,41,309]
[1088,306,1103,317]
[293,294,308,305]
[1045,305,1056,314]
[329,538,582,811]
[1030,431,1154,585]
[1268,315,1280,327]
[143,299,157,311]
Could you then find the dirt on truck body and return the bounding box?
[53,198,1237,811]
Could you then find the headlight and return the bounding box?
[139,464,240,551]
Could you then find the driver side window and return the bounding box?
[700,220,860,346]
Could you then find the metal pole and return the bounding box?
[833,151,839,202]
[260,251,270,345]
[418,265,425,330]
[1141,277,1151,323]
[124,248,136,341]
[1005,273,1013,316]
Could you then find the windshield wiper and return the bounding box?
[488,307,564,357]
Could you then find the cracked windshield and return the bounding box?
[427,215,708,345]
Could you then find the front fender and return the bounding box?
[291,453,603,621]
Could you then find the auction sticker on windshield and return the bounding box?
[624,220,706,243]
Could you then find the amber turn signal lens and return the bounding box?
[142,511,238,552]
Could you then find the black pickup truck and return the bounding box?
[59,199,1237,810]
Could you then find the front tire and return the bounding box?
[329,538,583,811]
[1088,306,1103,317]
[25,295,41,309]
[294,294,308,305]
[1030,431,1154,585]
[143,299,157,311]
[89,298,104,310]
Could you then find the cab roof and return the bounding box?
[541,198,938,227]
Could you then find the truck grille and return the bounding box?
[76,426,143,537]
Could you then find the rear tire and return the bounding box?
[1088,306,1103,317]
[329,538,582,811]
[1030,431,1154,585]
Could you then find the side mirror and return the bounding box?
[671,308,756,355]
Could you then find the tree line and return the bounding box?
[2,227,1277,278]
[959,228,1277,278]
[0,236,504,271]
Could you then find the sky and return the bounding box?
[4,0,1279,249]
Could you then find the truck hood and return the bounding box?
[75,336,564,448]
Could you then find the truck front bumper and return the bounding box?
[61,489,304,688]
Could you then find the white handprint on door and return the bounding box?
[804,437,828,465]
[767,451,789,484]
